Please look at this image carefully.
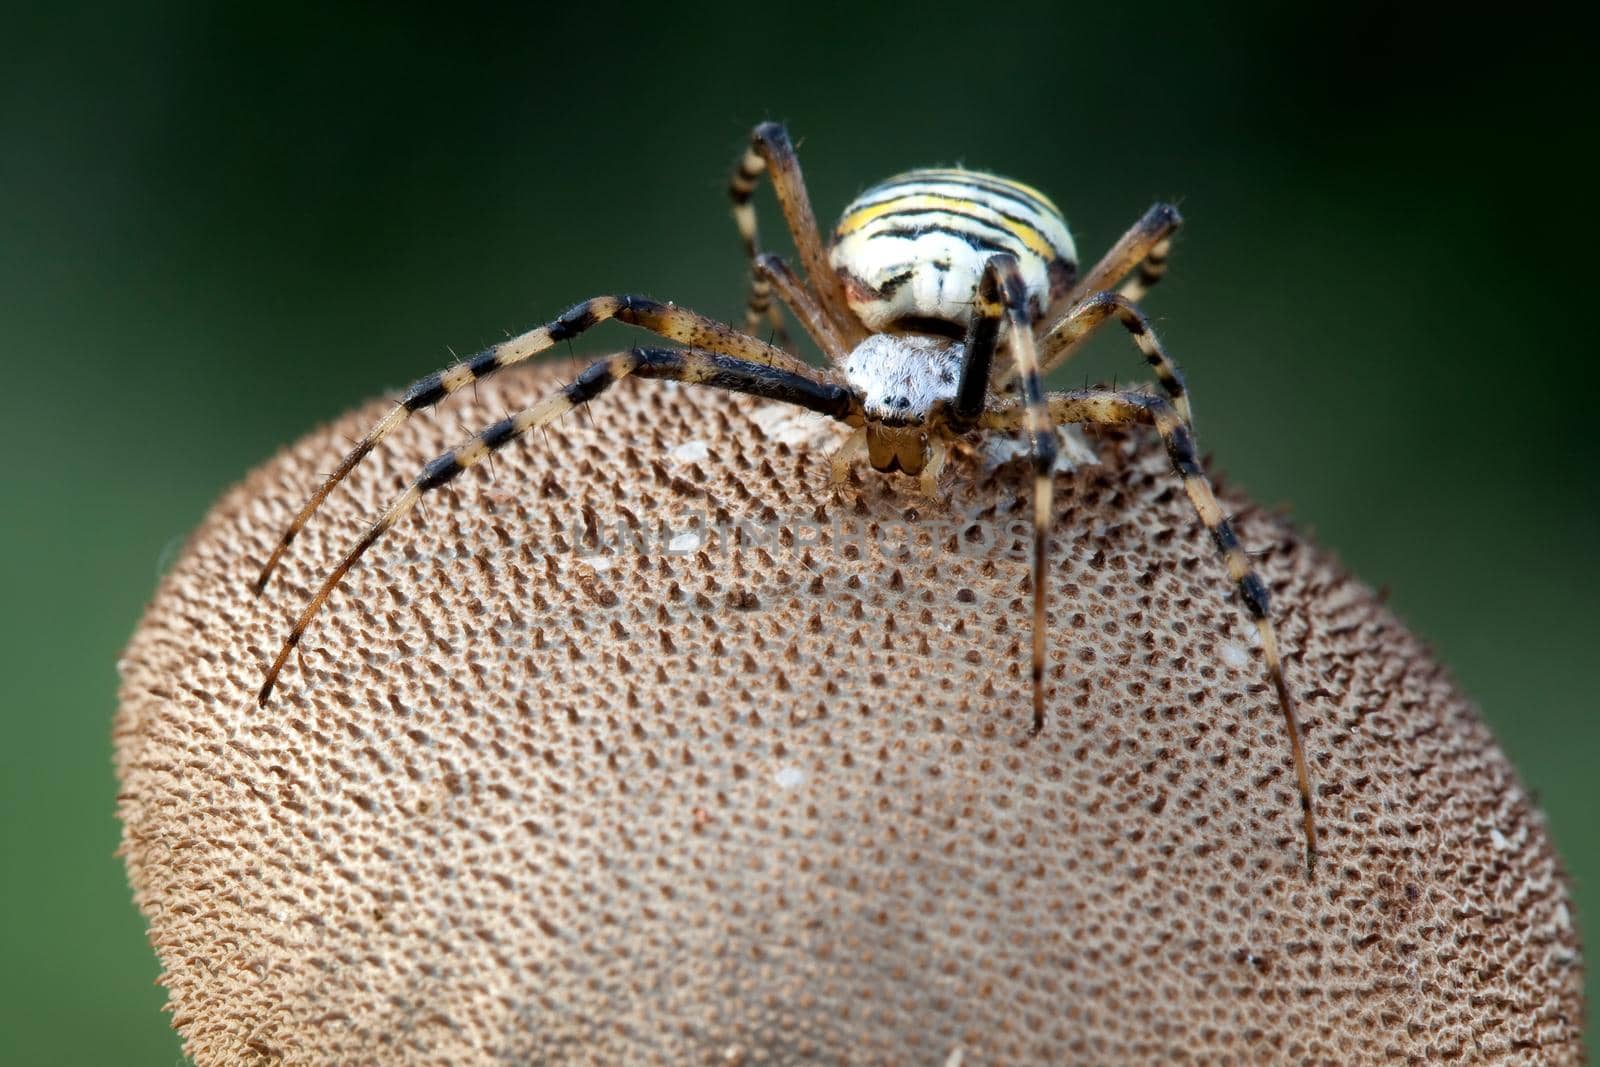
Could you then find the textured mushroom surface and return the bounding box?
[116,360,1584,1065]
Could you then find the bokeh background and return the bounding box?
[4,3,1593,1060]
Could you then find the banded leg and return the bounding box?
[730,132,787,342]
[1061,202,1182,310]
[979,388,1317,875]
[950,254,1058,741]
[754,253,850,361]
[729,122,866,353]
[258,346,859,705]
[253,295,819,593]
[1031,290,1192,423]
[743,262,793,352]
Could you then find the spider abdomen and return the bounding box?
[829,168,1077,337]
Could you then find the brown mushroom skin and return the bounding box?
[116,360,1584,1065]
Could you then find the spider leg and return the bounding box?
[917,438,950,496]
[254,295,823,593]
[1060,202,1182,311]
[829,427,868,484]
[258,346,859,706]
[739,240,793,352]
[1029,290,1191,423]
[948,254,1057,741]
[979,388,1317,876]
[729,122,867,354]
[730,135,789,344]
[754,252,850,361]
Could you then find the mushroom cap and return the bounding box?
[116,360,1584,1064]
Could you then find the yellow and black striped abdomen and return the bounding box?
[829,168,1077,337]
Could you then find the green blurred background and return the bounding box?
[3,3,1593,1060]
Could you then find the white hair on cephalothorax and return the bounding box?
[840,333,964,424]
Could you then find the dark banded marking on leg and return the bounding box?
[729,122,867,351]
[1062,202,1182,310]
[980,388,1317,876]
[729,136,790,347]
[253,295,815,593]
[754,253,850,361]
[728,147,793,352]
[742,267,792,352]
[258,346,859,706]
[728,140,765,260]
[1119,232,1171,303]
[963,254,1057,741]
[1033,290,1191,423]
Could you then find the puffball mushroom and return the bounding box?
[116,360,1584,1064]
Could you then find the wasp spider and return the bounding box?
[254,122,1317,874]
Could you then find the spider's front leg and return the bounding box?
[979,388,1317,876]
[253,295,815,593]
[1013,202,1192,423]
[753,252,850,362]
[1035,290,1192,423]
[257,346,858,705]
[729,122,866,355]
[946,254,1058,740]
[1063,201,1183,309]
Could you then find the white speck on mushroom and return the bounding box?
[774,765,805,790]
[1490,827,1509,851]
[670,439,710,463]
[586,555,615,571]
[1220,642,1250,670]
[669,531,703,553]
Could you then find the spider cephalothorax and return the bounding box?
[253,121,1317,875]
